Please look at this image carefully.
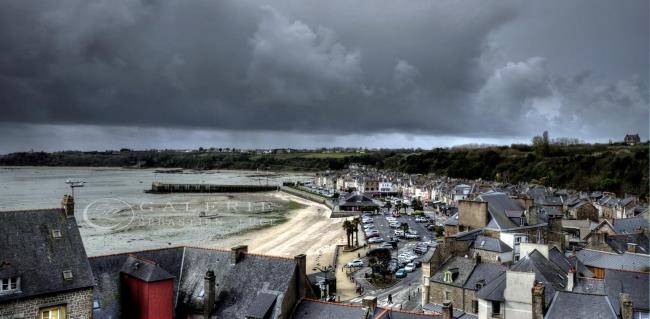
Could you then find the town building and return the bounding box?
[0,195,94,319]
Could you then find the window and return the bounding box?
[52,229,62,238]
[443,271,453,283]
[444,290,452,302]
[514,237,521,244]
[492,301,501,314]
[0,277,19,293]
[514,255,520,262]
[62,270,73,280]
[472,300,479,313]
[40,305,66,319]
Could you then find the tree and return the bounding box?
[400,222,409,234]
[367,248,392,279]
[342,220,352,247]
[411,198,423,211]
[352,217,360,247]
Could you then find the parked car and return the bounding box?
[365,232,380,238]
[395,269,407,278]
[394,230,405,237]
[405,233,420,240]
[389,222,400,229]
[362,218,373,224]
[404,263,416,272]
[368,237,384,244]
[415,216,428,223]
[347,259,364,268]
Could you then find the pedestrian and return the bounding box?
[388,294,393,304]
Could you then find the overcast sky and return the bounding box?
[0,0,647,152]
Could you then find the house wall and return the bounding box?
[0,288,93,319]
[478,299,504,319]
[470,249,511,264]
[573,204,598,222]
[458,201,488,229]
[503,271,535,319]
[427,282,464,311]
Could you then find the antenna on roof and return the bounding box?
[65,179,86,197]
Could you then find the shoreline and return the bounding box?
[0,165,317,175]
[214,192,347,273]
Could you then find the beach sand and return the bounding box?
[216,192,348,273]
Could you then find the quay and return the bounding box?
[148,182,279,193]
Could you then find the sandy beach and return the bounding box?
[216,192,348,273]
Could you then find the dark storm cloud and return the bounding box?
[0,0,647,148]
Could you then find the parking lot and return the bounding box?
[338,207,442,309]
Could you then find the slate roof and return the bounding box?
[477,192,520,230]
[475,271,506,301]
[472,235,512,253]
[444,212,459,226]
[246,292,279,319]
[463,263,506,291]
[606,232,649,254]
[293,299,442,319]
[422,303,474,319]
[510,250,568,304]
[604,269,649,315]
[544,291,617,319]
[572,277,606,295]
[574,249,650,272]
[431,257,476,287]
[0,209,94,303]
[120,255,175,282]
[90,246,300,319]
[612,216,648,234]
[548,246,572,273]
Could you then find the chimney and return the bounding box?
[62,194,75,218]
[475,254,482,264]
[627,243,638,253]
[362,296,377,313]
[294,254,307,298]
[620,293,633,319]
[203,270,216,319]
[441,301,453,319]
[421,276,430,306]
[566,268,575,291]
[531,281,545,319]
[230,245,248,265]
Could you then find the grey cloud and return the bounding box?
[0,0,647,150]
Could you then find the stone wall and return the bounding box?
[428,282,464,311]
[0,288,93,319]
[458,201,488,230]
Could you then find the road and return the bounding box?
[351,207,440,310]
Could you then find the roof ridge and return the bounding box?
[0,208,62,214]
[88,245,187,258]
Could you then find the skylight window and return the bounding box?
[62,270,73,280]
[52,229,62,238]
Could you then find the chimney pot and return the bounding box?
[62,194,75,218]
[203,270,216,319]
[442,301,453,319]
[620,293,633,319]
[230,245,248,265]
[532,281,545,319]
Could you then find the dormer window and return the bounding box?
[52,229,62,239]
[0,277,19,293]
[62,270,73,280]
[444,271,453,283]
